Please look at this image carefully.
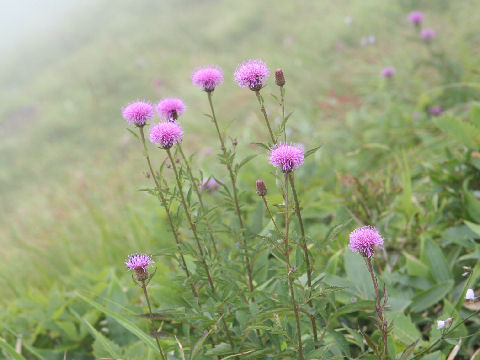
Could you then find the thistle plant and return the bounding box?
[349,226,389,360]
[125,254,167,360]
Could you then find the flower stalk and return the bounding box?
[206,91,254,294]
[141,279,167,360]
[138,126,199,299]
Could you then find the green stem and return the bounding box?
[364,257,389,360]
[255,90,276,144]
[166,147,235,351]
[141,280,167,360]
[177,144,218,255]
[279,86,286,143]
[285,173,304,359]
[261,196,283,238]
[138,127,199,299]
[207,91,254,294]
[288,172,318,346]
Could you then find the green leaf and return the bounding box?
[237,154,257,171]
[463,178,480,223]
[126,127,140,140]
[251,142,270,150]
[386,312,420,345]
[399,339,419,360]
[344,251,373,299]
[76,292,160,354]
[410,280,453,312]
[305,145,322,158]
[0,337,27,360]
[71,309,122,359]
[464,220,480,237]
[424,239,452,283]
[471,102,480,128]
[404,252,430,278]
[434,116,480,149]
[204,342,231,356]
[190,330,211,360]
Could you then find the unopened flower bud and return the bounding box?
[256,179,268,196]
[232,138,238,147]
[466,288,475,301]
[275,69,286,87]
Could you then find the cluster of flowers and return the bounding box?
[380,10,437,80]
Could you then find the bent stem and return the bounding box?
[288,172,318,346]
[207,91,254,294]
[364,256,389,360]
[138,126,199,300]
[255,90,276,144]
[166,147,235,351]
[177,144,219,256]
[141,280,167,360]
[284,173,304,359]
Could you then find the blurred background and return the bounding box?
[1,0,479,301]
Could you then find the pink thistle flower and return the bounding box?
[349,226,384,258]
[199,178,220,192]
[381,67,395,78]
[408,11,424,25]
[122,101,154,126]
[421,28,436,41]
[149,121,183,149]
[192,66,224,92]
[125,253,154,271]
[234,59,269,91]
[269,143,304,173]
[429,106,442,116]
[157,98,186,121]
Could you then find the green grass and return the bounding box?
[1,0,480,357]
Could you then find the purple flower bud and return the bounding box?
[256,179,268,196]
[381,67,395,78]
[429,106,442,116]
[275,69,286,87]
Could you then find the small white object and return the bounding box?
[344,16,353,25]
[466,288,475,301]
[437,317,452,329]
[368,35,376,44]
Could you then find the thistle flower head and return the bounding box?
[268,143,305,173]
[349,226,384,258]
[192,66,224,92]
[157,98,186,121]
[429,106,442,116]
[199,178,220,192]
[149,121,183,149]
[421,28,436,41]
[408,11,424,25]
[125,253,154,271]
[122,101,154,126]
[381,67,395,78]
[234,59,269,91]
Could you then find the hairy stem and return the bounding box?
[255,90,276,144]
[364,256,389,360]
[177,144,218,255]
[207,91,254,294]
[288,172,318,345]
[141,280,167,360]
[138,126,199,299]
[284,174,304,359]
